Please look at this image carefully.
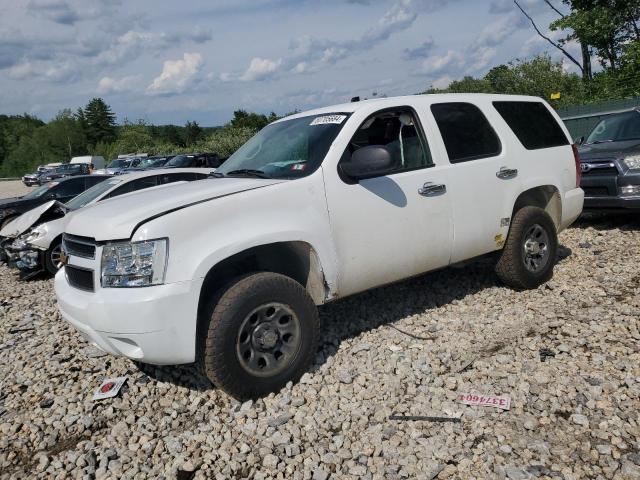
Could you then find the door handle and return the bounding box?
[418,182,446,197]
[496,167,518,179]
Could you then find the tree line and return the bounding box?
[0,98,281,177]
[427,1,639,102]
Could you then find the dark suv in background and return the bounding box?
[39,163,92,184]
[578,108,640,210]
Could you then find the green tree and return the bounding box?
[83,98,116,147]
[184,120,203,147]
[114,120,155,154]
[229,110,279,130]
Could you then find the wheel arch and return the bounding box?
[511,185,561,230]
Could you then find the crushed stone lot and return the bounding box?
[0,180,31,199]
[1,214,639,479]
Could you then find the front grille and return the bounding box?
[66,265,95,292]
[582,186,610,197]
[581,160,618,176]
[63,234,96,259]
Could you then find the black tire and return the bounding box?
[198,272,319,399]
[495,206,558,290]
[44,239,63,275]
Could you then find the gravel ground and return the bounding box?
[0,214,639,479]
[0,180,31,199]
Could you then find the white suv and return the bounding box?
[55,94,584,398]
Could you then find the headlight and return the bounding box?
[622,155,640,170]
[101,239,168,288]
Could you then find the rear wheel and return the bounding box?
[495,206,558,290]
[44,240,63,275]
[198,272,319,399]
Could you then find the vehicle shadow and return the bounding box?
[572,212,640,231]
[132,247,574,393]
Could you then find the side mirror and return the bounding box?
[45,192,57,200]
[340,145,393,180]
[575,136,584,146]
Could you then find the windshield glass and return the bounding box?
[107,159,130,168]
[137,157,166,168]
[216,113,350,179]
[22,182,57,200]
[65,178,121,210]
[165,155,194,167]
[586,111,640,144]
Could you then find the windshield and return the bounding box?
[107,159,130,168]
[216,113,350,179]
[586,111,640,144]
[65,178,121,210]
[22,182,57,200]
[137,157,166,168]
[165,155,194,167]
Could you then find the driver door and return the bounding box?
[323,107,453,297]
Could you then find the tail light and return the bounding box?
[572,144,582,188]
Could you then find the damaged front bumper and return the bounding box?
[4,241,45,279]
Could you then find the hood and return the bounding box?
[65,177,284,241]
[0,197,21,208]
[0,201,67,238]
[579,139,640,161]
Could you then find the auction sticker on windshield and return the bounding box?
[310,115,347,126]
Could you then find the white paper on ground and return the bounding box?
[457,393,511,410]
[92,376,128,401]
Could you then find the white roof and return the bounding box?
[278,93,550,122]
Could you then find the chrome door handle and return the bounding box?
[418,182,446,197]
[496,167,518,179]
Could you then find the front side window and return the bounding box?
[165,155,195,167]
[431,102,501,163]
[216,113,350,179]
[65,178,122,210]
[493,101,569,150]
[339,108,433,176]
[54,178,85,197]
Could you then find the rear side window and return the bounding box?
[431,103,501,163]
[493,101,569,150]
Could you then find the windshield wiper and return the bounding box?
[586,139,614,145]
[225,169,271,179]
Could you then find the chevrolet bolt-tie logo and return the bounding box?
[59,248,68,266]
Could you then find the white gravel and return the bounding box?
[1,214,639,479]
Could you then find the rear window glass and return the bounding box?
[430,102,501,163]
[493,101,569,150]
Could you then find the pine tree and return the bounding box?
[83,98,116,147]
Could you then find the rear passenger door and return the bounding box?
[429,102,522,263]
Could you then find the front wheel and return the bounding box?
[198,272,319,399]
[44,240,63,275]
[495,206,558,290]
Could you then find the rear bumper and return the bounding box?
[559,188,584,231]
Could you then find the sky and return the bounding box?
[0,0,582,126]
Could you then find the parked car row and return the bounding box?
[1,169,212,278]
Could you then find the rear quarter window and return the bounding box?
[493,101,569,150]
[430,102,502,163]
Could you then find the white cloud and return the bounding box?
[97,75,140,94]
[239,57,283,82]
[147,53,204,95]
[422,50,464,74]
